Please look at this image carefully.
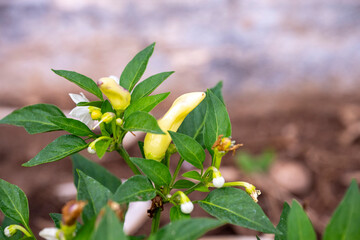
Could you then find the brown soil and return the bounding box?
[1,92,360,238]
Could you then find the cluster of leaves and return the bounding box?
[0,43,359,240]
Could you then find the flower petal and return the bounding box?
[69,92,89,104]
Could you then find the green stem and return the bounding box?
[116,146,141,175]
[170,158,184,188]
[151,208,161,234]
[184,182,204,195]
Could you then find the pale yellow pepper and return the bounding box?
[144,92,206,161]
[97,77,131,111]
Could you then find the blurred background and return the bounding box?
[1,0,360,239]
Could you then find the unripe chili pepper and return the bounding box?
[144,92,206,161]
[97,77,131,111]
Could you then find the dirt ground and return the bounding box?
[1,91,360,238]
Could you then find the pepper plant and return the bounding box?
[0,43,359,240]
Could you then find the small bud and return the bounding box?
[116,118,123,126]
[39,227,60,240]
[180,201,194,214]
[90,109,102,120]
[212,174,225,188]
[87,142,96,154]
[101,112,115,124]
[62,200,87,226]
[144,92,206,161]
[97,77,131,111]
[243,183,261,203]
[4,225,16,237]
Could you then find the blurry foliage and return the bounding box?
[235,149,275,174]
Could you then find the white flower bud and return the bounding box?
[4,226,15,237]
[87,145,96,154]
[39,227,59,240]
[213,176,225,188]
[180,201,194,214]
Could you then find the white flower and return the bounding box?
[180,201,194,214]
[68,93,96,129]
[213,176,225,188]
[39,227,59,240]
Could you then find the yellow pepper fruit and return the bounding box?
[97,77,131,111]
[144,92,206,161]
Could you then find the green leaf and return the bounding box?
[113,175,156,203]
[287,200,316,240]
[182,171,201,181]
[0,104,65,134]
[256,236,261,240]
[168,131,205,169]
[124,92,170,119]
[0,179,29,227]
[131,72,174,102]
[199,188,276,233]
[91,207,128,240]
[22,135,87,167]
[47,116,95,137]
[74,217,96,240]
[94,138,112,159]
[77,101,103,108]
[72,154,121,193]
[178,81,223,143]
[52,70,103,100]
[323,180,360,240]
[76,170,112,223]
[173,180,195,189]
[124,111,164,134]
[169,206,191,222]
[149,218,223,240]
[130,158,171,187]
[49,213,62,228]
[120,43,155,91]
[203,90,231,153]
[101,100,114,114]
[275,202,291,240]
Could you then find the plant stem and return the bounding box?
[170,158,184,188]
[184,182,204,195]
[116,146,141,175]
[151,208,161,234]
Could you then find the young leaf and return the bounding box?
[168,131,205,170]
[173,180,195,189]
[0,104,65,134]
[0,179,29,227]
[49,213,62,228]
[210,81,224,103]
[130,158,171,187]
[323,180,360,240]
[169,206,191,222]
[203,90,231,153]
[182,171,202,181]
[77,170,112,223]
[72,154,121,193]
[113,175,156,203]
[148,218,223,240]
[199,188,276,233]
[120,43,155,91]
[77,101,103,108]
[52,70,103,100]
[91,207,128,240]
[287,200,316,240]
[275,202,291,240]
[94,138,112,159]
[124,92,170,119]
[48,116,95,137]
[22,135,88,167]
[131,72,174,102]
[123,111,164,134]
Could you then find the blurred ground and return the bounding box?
[1,91,360,238]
